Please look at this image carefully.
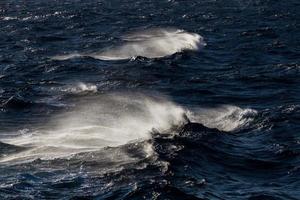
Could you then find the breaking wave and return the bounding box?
[53,82,98,94]
[0,93,257,163]
[188,105,258,132]
[52,28,206,60]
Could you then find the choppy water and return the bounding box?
[0,0,300,199]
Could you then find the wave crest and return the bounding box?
[0,93,257,162]
[188,105,258,132]
[52,28,206,61]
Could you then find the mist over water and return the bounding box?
[1,0,299,199]
[1,92,256,163]
[53,28,206,60]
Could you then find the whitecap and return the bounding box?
[58,82,98,94]
[52,28,206,61]
[2,16,17,21]
[0,94,186,162]
[0,93,257,162]
[187,105,258,132]
[52,53,82,61]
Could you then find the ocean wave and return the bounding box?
[0,93,185,162]
[1,12,62,22]
[0,93,257,163]
[52,28,206,61]
[54,82,98,94]
[188,105,258,132]
[33,83,98,107]
[2,16,18,21]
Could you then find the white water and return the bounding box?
[52,28,206,61]
[0,94,186,161]
[55,82,98,94]
[0,93,256,162]
[188,105,258,132]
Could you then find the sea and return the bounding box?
[0,0,299,199]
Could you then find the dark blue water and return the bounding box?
[1,0,300,199]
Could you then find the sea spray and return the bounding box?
[52,28,206,60]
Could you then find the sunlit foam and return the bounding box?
[188,105,258,132]
[0,93,257,162]
[57,82,98,94]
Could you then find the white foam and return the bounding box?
[1,94,186,161]
[58,82,98,94]
[52,28,206,60]
[2,16,17,21]
[0,94,257,162]
[52,53,82,61]
[187,105,258,132]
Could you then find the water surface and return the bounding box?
[0,0,299,199]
